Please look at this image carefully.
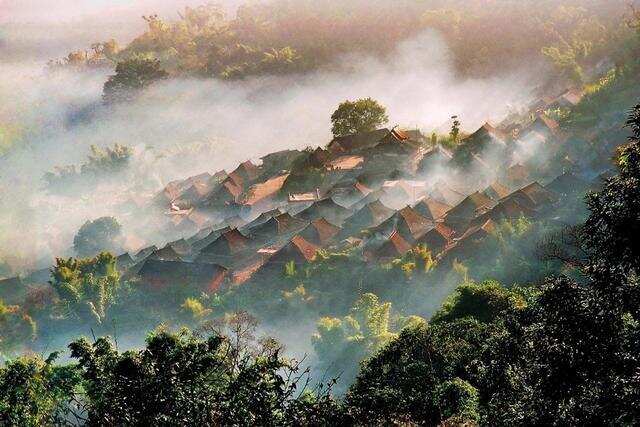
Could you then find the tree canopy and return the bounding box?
[330,98,389,137]
[73,217,122,258]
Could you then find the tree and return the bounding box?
[449,115,461,144]
[49,253,121,324]
[73,217,122,258]
[0,299,36,355]
[103,57,168,104]
[67,326,341,425]
[330,98,388,137]
[0,354,80,425]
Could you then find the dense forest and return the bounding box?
[2,0,640,425]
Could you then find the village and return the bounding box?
[66,84,617,297]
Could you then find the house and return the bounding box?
[255,236,320,276]
[529,114,561,138]
[203,178,243,211]
[154,172,213,207]
[339,200,395,238]
[136,259,227,294]
[188,226,231,254]
[0,276,27,305]
[185,209,215,230]
[482,181,511,201]
[556,88,585,108]
[249,213,308,243]
[364,230,412,262]
[372,206,432,243]
[148,245,183,262]
[545,172,589,196]
[412,197,452,222]
[453,122,509,167]
[439,219,497,264]
[326,155,365,171]
[240,209,283,231]
[135,245,158,261]
[259,149,303,174]
[417,145,453,174]
[295,198,353,226]
[471,197,536,227]
[174,174,217,207]
[288,189,321,203]
[428,181,466,206]
[115,253,136,273]
[382,180,428,206]
[166,238,191,255]
[502,182,558,211]
[530,95,557,112]
[196,228,252,265]
[228,160,261,188]
[327,128,391,153]
[330,179,372,208]
[237,173,289,209]
[414,223,455,255]
[297,218,341,246]
[443,191,494,232]
[502,163,532,188]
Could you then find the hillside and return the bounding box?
[2,0,640,425]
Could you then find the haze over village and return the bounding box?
[1,1,640,425]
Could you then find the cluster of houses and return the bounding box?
[0,85,623,303]
[92,86,622,295]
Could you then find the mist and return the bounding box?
[0,11,543,274]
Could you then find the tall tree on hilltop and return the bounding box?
[330,98,388,137]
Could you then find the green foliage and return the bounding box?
[103,56,168,103]
[49,252,121,324]
[73,217,122,258]
[67,325,339,425]
[44,143,133,190]
[432,280,527,325]
[180,297,212,322]
[449,115,461,144]
[345,103,640,425]
[433,378,480,423]
[0,354,80,426]
[312,293,424,390]
[0,299,36,355]
[330,98,388,137]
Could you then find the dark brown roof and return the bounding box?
[413,197,452,221]
[148,246,183,262]
[446,192,494,222]
[298,218,341,246]
[228,160,260,188]
[290,236,320,261]
[472,197,536,226]
[340,200,395,237]
[296,198,353,225]
[239,174,288,206]
[482,181,511,201]
[250,213,308,240]
[503,182,557,210]
[545,172,588,196]
[415,223,455,254]
[367,230,412,261]
[456,219,496,242]
[136,259,227,293]
[199,228,251,258]
[503,163,531,186]
[464,122,508,146]
[328,128,390,153]
[429,181,465,206]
